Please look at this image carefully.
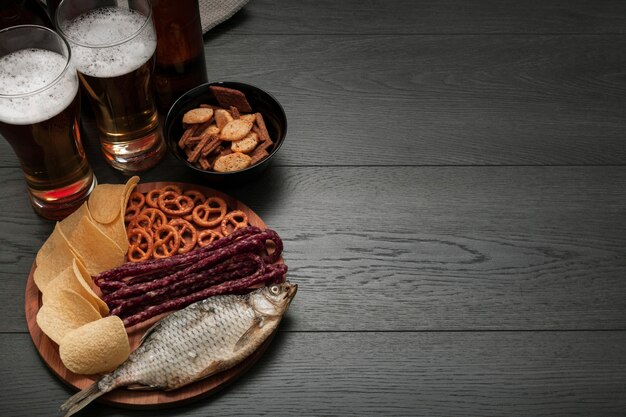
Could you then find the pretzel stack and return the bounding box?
[123,185,249,262]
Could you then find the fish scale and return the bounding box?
[61,282,297,417]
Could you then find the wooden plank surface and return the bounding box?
[2,165,624,332]
[215,0,626,34]
[1,0,625,416]
[201,35,626,165]
[1,332,625,416]
[2,35,626,166]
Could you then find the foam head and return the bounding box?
[61,7,157,78]
[0,49,78,125]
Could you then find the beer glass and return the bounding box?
[0,25,96,220]
[56,0,165,173]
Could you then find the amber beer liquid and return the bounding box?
[57,3,165,173]
[0,27,95,220]
[152,0,208,112]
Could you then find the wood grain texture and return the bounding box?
[213,0,626,35]
[1,2,625,415]
[2,36,626,166]
[1,332,625,416]
[2,166,625,332]
[202,34,626,166]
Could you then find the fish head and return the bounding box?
[252,281,298,316]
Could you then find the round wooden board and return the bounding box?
[25,181,281,408]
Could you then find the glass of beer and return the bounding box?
[0,25,96,220]
[56,0,166,173]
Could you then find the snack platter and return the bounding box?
[25,182,282,407]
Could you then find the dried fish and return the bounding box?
[61,282,297,417]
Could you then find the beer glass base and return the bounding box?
[29,172,97,221]
[101,130,166,174]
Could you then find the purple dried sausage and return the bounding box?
[123,263,287,327]
[94,226,262,284]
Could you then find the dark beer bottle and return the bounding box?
[46,0,60,26]
[0,0,54,30]
[151,0,208,113]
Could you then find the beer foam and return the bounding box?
[63,8,156,78]
[0,49,78,125]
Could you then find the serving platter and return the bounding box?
[25,181,279,408]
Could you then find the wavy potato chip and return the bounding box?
[64,216,125,276]
[36,288,101,345]
[34,224,75,292]
[59,316,130,375]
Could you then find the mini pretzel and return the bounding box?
[128,227,151,249]
[162,184,182,195]
[221,210,248,236]
[127,228,153,262]
[183,190,205,206]
[169,218,197,254]
[140,207,168,233]
[128,191,145,209]
[182,190,205,222]
[192,197,227,227]
[197,229,222,247]
[153,224,180,259]
[127,213,152,234]
[146,189,164,208]
[157,190,194,216]
[124,205,141,223]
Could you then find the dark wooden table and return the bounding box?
[2,1,626,415]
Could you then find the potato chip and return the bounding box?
[59,316,130,375]
[92,217,128,254]
[72,258,109,316]
[34,224,75,292]
[58,202,91,236]
[40,266,75,300]
[88,184,126,224]
[87,177,138,253]
[41,259,109,316]
[64,216,125,276]
[36,288,101,345]
[122,176,140,213]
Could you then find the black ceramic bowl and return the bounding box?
[164,81,287,183]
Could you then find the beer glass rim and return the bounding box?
[0,25,74,99]
[55,0,153,49]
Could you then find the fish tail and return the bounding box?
[60,377,112,417]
